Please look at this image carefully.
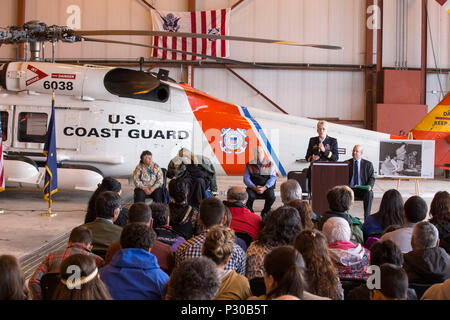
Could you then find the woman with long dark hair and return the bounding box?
[294,230,343,300]
[53,254,112,300]
[429,191,450,239]
[245,206,303,280]
[84,177,128,227]
[167,178,200,240]
[362,189,404,241]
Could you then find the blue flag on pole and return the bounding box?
[43,92,58,203]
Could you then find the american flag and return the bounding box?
[0,114,4,192]
[151,8,230,60]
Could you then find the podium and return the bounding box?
[311,161,349,217]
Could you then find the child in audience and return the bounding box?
[248,246,329,300]
[165,257,220,300]
[370,264,408,300]
[202,225,252,300]
[53,254,111,300]
[0,255,29,300]
[29,226,103,300]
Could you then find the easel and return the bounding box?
[395,177,422,196]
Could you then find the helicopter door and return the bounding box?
[0,105,12,148]
[12,105,49,152]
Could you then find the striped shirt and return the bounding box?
[175,229,246,275]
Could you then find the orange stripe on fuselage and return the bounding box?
[180,84,260,175]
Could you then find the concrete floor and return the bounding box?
[0,175,449,259]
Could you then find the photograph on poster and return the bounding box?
[378,140,435,178]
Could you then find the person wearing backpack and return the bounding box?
[318,185,364,245]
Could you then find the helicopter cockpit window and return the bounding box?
[1,111,7,141]
[18,112,48,143]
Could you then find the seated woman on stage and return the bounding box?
[167,148,217,209]
[84,177,129,227]
[133,150,165,204]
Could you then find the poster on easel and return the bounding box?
[378,140,435,178]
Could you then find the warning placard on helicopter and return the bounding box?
[51,73,76,80]
[26,65,48,86]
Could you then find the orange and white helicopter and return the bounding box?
[0,22,447,191]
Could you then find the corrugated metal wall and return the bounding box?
[0,0,449,117]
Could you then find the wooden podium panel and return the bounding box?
[311,161,349,217]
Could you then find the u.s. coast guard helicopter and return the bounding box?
[0,21,447,191]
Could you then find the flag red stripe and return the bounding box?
[211,10,217,57]
[153,36,159,58]
[436,0,446,5]
[172,36,177,60]
[221,9,226,57]
[201,11,207,58]
[191,11,197,61]
[182,36,187,60]
[162,36,168,60]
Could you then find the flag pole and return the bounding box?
[42,90,57,217]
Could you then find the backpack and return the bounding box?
[349,215,364,245]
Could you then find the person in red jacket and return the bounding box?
[223,186,263,241]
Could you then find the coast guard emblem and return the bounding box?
[161,13,181,32]
[220,128,248,154]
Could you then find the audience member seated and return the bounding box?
[322,217,371,280]
[286,199,315,230]
[133,150,165,204]
[294,229,344,300]
[224,186,263,241]
[53,254,111,300]
[202,225,252,300]
[421,278,450,300]
[165,257,221,300]
[347,239,417,300]
[362,189,404,242]
[370,263,408,300]
[104,203,175,275]
[429,191,450,240]
[318,185,363,244]
[167,148,217,208]
[150,202,185,251]
[380,195,428,253]
[246,206,303,280]
[244,146,277,219]
[80,191,123,252]
[175,197,246,275]
[403,221,450,285]
[0,255,29,300]
[100,223,169,300]
[223,207,248,252]
[248,246,330,300]
[280,179,302,204]
[29,226,104,300]
[168,178,200,240]
[84,177,129,227]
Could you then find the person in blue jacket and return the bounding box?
[99,223,169,300]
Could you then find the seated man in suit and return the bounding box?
[347,145,375,220]
[243,146,276,219]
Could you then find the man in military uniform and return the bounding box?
[305,120,339,190]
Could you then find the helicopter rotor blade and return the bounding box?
[82,37,269,68]
[75,30,343,50]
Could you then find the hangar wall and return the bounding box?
[0,0,449,121]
